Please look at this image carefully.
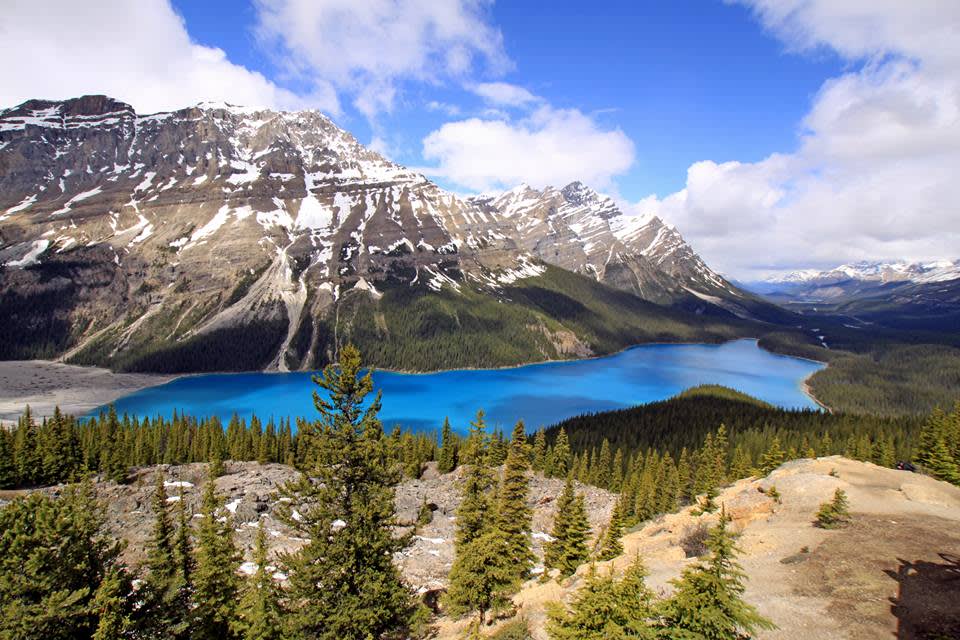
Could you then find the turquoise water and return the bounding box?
[95,339,823,433]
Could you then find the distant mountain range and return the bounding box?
[741,259,960,333]
[0,95,785,373]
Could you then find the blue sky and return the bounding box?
[171,0,843,200]
[3,1,958,277]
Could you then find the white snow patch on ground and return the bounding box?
[226,498,241,514]
[51,186,104,216]
[3,194,37,218]
[164,481,194,488]
[532,531,555,542]
[186,205,231,247]
[5,239,50,267]
[296,195,333,230]
[239,562,258,576]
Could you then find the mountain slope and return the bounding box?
[0,95,767,373]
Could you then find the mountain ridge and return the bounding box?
[0,95,778,373]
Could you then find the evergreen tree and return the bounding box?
[454,420,495,549]
[0,428,15,488]
[437,417,458,473]
[279,345,415,640]
[546,555,657,640]
[729,445,752,480]
[234,526,282,640]
[545,476,591,577]
[532,428,548,472]
[760,436,785,474]
[194,477,241,640]
[140,473,188,639]
[595,439,612,489]
[676,447,693,503]
[598,499,625,561]
[495,421,535,582]
[173,492,193,591]
[444,526,516,623]
[815,488,851,529]
[661,511,775,638]
[548,428,572,477]
[0,479,122,640]
[461,410,490,466]
[610,448,624,492]
[92,565,133,640]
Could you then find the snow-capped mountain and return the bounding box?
[767,260,960,286]
[0,95,767,373]
[470,182,744,308]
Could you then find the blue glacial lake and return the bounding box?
[96,339,824,434]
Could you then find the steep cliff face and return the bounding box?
[0,96,763,372]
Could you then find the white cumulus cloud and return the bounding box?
[421,106,635,192]
[639,0,960,279]
[253,0,510,118]
[0,0,315,114]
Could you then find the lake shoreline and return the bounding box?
[0,336,830,423]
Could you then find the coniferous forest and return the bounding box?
[1,348,959,639]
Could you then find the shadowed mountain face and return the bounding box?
[0,95,771,372]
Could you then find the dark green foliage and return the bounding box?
[544,476,591,578]
[438,417,458,473]
[661,512,776,639]
[92,565,133,640]
[546,428,571,478]
[546,556,657,640]
[545,386,925,491]
[815,489,851,529]
[278,344,415,640]
[805,344,960,417]
[495,422,535,583]
[193,477,241,640]
[309,265,753,374]
[913,405,960,485]
[139,473,190,639]
[598,500,625,561]
[234,526,282,640]
[759,436,785,474]
[444,527,517,623]
[0,479,122,640]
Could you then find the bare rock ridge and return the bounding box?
[1,95,765,372]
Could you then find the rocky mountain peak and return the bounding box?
[0,95,767,373]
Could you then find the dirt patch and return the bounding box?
[794,514,960,640]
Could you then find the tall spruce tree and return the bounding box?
[279,344,415,640]
[194,477,241,640]
[661,511,775,638]
[545,476,591,577]
[549,428,572,478]
[437,417,458,473]
[532,428,548,472]
[234,526,283,640]
[495,421,535,582]
[140,474,189,639]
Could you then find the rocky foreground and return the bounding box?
[0,460,616,596]
[444,456,960,640]
[3,456,957,639]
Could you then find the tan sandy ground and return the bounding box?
[0,360,173,423]
[438,456,960,639]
